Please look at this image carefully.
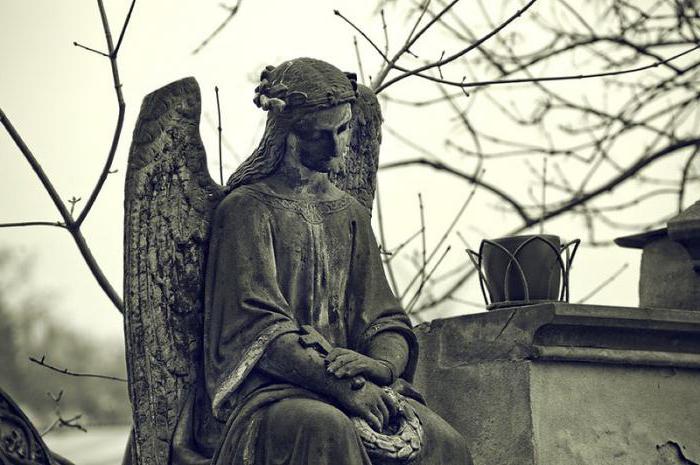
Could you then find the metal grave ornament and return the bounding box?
[467,234,580,310]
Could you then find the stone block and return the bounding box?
[414,303,700,465]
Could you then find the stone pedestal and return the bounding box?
[615,200,700,311]
[413,303,700,465]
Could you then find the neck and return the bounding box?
[265,155,336,199]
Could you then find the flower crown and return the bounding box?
[253,59,358,113]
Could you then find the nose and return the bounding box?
[326,131,342,157]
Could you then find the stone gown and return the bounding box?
[173,182,472,465]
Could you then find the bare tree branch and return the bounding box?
[380,158,531,222]
[0,221,66,229]
[0,0,132,313]
[375,0,540,92]
[192,1,242,55]
[75,0,128,227]
[30,355,127,383]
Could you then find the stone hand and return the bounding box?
[326,348,392,385]
[338,380,399,432]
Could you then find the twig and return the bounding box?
[72,42,109,57]
[406,245,451,312]
[380,158,530,222]
[557,0,595,35]
[418,193,427,288]
[413,137,700,313]
[678,146,699,212]
[192,1,242,55]
[375,182,400,296]
[0,109,122,310]
[41,391,87,436]
[400,180,480,301]
[68,196,82,217]
[376,44,700,93]
[375,0,540,92]
[114,0,136,56]
[540,157,547,234]
[0,107,75,224]
[0,221,65,229]
[576,263,629,303]
[204,112,240,163]
[1,0,131,313]
[353,37,367,85]
[386,228,423,262]
[336,0,446,90]
[75,0,127,227]
[30,355,127,382]
[381,9,390,57]
[215,86,223,185]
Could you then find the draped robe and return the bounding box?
[173,181,471,465]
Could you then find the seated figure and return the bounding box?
[200,58,471,465]
[123,58,472,465]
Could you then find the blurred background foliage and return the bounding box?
[0,249,130,431]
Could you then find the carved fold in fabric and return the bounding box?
[211,320,298,418]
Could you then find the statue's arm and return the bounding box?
[325,332,409,386]
[364,331,410,383]
[331,203,418,385]
[258,333,397,430]
[257,333,354,395]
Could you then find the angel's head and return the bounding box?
[227,58,357,188]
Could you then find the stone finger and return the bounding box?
[326,354,356,372]
[365,410,382,432]
[381,391,399,418]
[337,360,366,377]
[326,348,351,362]
[376,398,390,430]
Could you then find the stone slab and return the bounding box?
[413,303,700,465]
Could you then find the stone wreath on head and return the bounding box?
[253,57,358,113]
[227,57,359,189]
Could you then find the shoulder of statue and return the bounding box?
[227,181,357,224]
[345,193,372,222]
[215,184,274,223]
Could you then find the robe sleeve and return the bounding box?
[204,189,298,419]
[346,202,419,382]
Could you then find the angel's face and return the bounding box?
[291,103,352,173]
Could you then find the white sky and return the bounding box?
[2,1,692,344]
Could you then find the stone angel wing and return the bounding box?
[123,77,225,465]
[330,83,383,211]
[122,78,383,465]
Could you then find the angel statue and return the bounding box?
[123,57,472,465]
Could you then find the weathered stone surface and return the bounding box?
[123,63,455,465]
[640,237,700,310]
[413,303,700,465]
[124,77,225,465]
[668,200,700,273]
[616,199,700,311]
[329,84,382,211]
[531,362,700,465]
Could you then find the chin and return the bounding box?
[328,157,345,174]
[303,155,340,174]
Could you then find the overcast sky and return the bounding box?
[2,1,691,344]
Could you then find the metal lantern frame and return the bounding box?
[466,236,581,310]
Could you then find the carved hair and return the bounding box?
[226,58,357,190]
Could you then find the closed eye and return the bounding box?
[337,122,349,134]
